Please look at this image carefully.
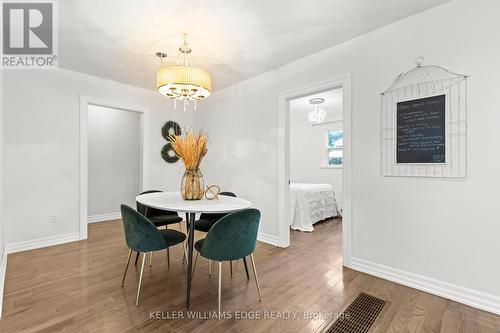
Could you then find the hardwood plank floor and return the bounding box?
[0,218,499,332]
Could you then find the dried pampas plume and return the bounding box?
[169,130,208,169]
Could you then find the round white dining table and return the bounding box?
[135,191,252,309]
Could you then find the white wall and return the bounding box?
[289,90,343,209]
[0,69,5,319]
[88,105,142,217]
[3,68,192,245]
[0,69,5,258]
[195,0,500,301]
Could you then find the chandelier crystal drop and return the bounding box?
[156,34,212,111]
[308,106,326,123]
[308,98,326,123]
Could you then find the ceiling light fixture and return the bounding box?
[308,98,326,123]
[156,34,212,111]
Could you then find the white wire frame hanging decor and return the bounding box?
[380,57,469,178]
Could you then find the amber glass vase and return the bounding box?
[181,168,204,200]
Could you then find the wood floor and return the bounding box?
[1,218,499,332]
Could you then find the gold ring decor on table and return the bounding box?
[205,185,221,200]
[169,130,208,200]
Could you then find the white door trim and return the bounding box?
[277,74,352,267]
[79,96,150,240]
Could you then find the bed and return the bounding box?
[289,183,339,232]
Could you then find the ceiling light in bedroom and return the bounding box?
[156,34,212,111]
[308,98,326,123]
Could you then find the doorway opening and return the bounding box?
[79,97,149,240]
[278,75,352,267]
[288,87,343,236]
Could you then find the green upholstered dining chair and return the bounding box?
[192,208,262,314]
[194,191,237,232]
[194,192,250,280]
[120,204,186,305]
[136,190,184,267]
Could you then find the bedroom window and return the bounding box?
[325,129,343,168]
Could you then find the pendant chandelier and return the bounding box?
[156,34,212,111]
[308,98,326,123]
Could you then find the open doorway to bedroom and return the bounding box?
[278,74,351,265]
[288,87,343,240]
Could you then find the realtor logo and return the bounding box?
[1,0,57,68]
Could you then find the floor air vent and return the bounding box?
[326,293,386,333]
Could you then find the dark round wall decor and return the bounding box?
[162,120,181,141]
[161,143,179,163]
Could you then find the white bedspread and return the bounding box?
[290,183,338,232]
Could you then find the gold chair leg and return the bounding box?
[149,252,153,267]
[208,259,212,276]
[230,261,233,277]
[177,222,185,264]
[179,222,185,264]
[250,254,262,301]
[182,241,188,265]
[218,261,222,315]
[121,249,132,287]
[136,252,148,306]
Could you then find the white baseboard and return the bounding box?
[0,247,7,320]
[87,212,121,223]
[351,257,500,315]
[5,232,80,254]
[257,232,279,246]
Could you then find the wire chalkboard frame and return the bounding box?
[381,58,468,178]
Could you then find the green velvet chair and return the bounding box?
[194,191,250,279]
[136,190,184,267]
[120,204,186,305]
[137,190,183,228]
[192,208,262,313]
[194,192,237,232]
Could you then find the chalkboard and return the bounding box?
[396,94,446,164]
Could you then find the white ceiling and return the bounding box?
[59,0,450,91]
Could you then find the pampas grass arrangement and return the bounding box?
[169,130,208,200]
[169,131,208,169]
